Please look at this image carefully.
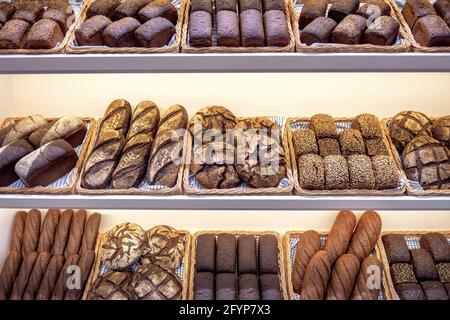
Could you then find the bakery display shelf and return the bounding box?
[0,194,448,210]
[0,52,449,73]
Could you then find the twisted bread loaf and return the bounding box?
[292,230,321,294]
[323,210,356,264]
[325,253,360,300]
[347,210,382,261]
[300,250,333,300]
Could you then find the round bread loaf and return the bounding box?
[432,116,450,145]
[297,154,325,190]
[389,111,432,151]
[88,271,133,300]
[339,129,365,156]
[101,223,145,270]
[402,136,450,190]
[129,263,182,300]
[141,225,184,270]
[324,155,349,190]
[292,129,318,157]
[347,155,375,189]
[372,155,400,190]
[189,106,237,143]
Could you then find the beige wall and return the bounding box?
[0,76,12,119]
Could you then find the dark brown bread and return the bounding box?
[23,251,51,300]
[432,115,450,145]
[363,16,400,46]
[382,234,411,264]
[64,251,95,300]
[419,233,450,262]
[38,117,86,148]
[103,17,141,47]
[126,101,159,142]
[27,120,56,148]
[13,1,44,24]
[263,0,285,12]
[292,230,321,294]
[351,256,383,300]
[9,211,27,253]
[216,234,237,273]
[300,250,333,300]
[0,251,22,300]
[42,2,69,33]
[37,209,61,253]
[323,210,357,264]
[339,129,365,156]
[99,99,132,136]
[75,15,113,46]
[1,115,47,147]
[328,0,360,23]
[412,15,450,47]
[15,139,78,188]
[82,130,126,189]
[196,234,216,272]
[51,253,80,300]
[300,17,337,45]
[191,0,213,13]
[135,17,176,47]
[36,254,65,300]
[298,154,325,190]
[332,14,367,44]
[0,19,30,49]
[114,0,150,20]
[64,210,87,258]
[0,2,16,24]
[52,209,74,256]
[259,235,280,274]
[310,114,337,138]
[434,0,450,26]
[264,10,290,47]
[10,252,38,300]
[389,111,432,151]
[239,0,262,12]
[240,9,265,47]
[402,0,436,29]
[298,0,327,30]
[238,235,257,274]
[87,0,121,19]
[326,253,360,300]
[217,0,238,12]
[356,0,391,18]
[217,10,240,47]
[189,11,212,47]
[80,213,102,254]
[348,210,382,261]
[138,0,178,25]
[22,209,41,258]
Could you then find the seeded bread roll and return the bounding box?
[64,250,95,300]
[351,256,383,300]
[103,17,141,47]
[36,254,65,300]
[189,11,212,47]
[352,114,383,139]
[114,0,150,20]
[298,154,325,190]
[292,230,321,294]
[191,0,213,14]
[1,115,47,147]
[300,250,333,300]
[240,9,265,47]
[309,114,337,139]
[138,0,178,25]
[76,15,113,46]
[318,138,341,156]
[135,17,176,47]
[264,10,290,47]
[37,209,61,253]
[0,19,30,49]
[238,235,257,274]
[51,253,80,300]
[0,251,22,300]
[324,155,349,190]
[372,155,400,189]
[22,209,41,258]
[348,210,382,260]
[332,14,367,44]
[239,0,262,12]
[323,210,357,264]
[382,234,411,264]
[328,0,360,23]
[292,129,318,157]
[0,139,34,187]
[263,0,285,12]
[0,2,16,24]
[217,10,240,47]
[363,16,400,46]
[299,0,327,30]
[402,0,436,29]
[10,252,38,300]
[365,138,388,156]
[52,209,74,256]
[23,251,51,300]
[64,210,87,258]
[390,263,417,284]
[339,129,365,156]
[326,253,360,300]
[9,211,27,253]
[356,0,391,18]
[412,15,450,47]
[87,0,121,19]
[42,1,69,33]
[13,1,44,24]
[348,154,375,189]
[419,233,450,262]
[80,213,101,254]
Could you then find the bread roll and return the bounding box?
[10,252,38,300]
[0,139,34,187]
[64,210,87,258]
[80,213,101,254]
[9,211,27,253]
[348,210,382,261]
[351,256,383,300]
[326,253,360,300]
[98,99,132,136]
[292,230,321,294]
[22,209,41,258]
[0,251,22,300]
[323,210,357,264]
[36,254,65,300]
[1,115,47,147]
[23,251,51,300]
[52,209,74,256]
[300,250,333,300]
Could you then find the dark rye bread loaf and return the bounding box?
[217,10,240,47]
[298,0,327,30]
[1,115,47,147]
[114,0,150,20]
[217,0,238,12]
[419,233,450,262]
[263,0,285,12]
[80,213,102,254]
[0,139,34,187]
[36,254,65,300]
[351,256,383,300]
[99,99,132,136]
[300,250,333,300]
[0,251,22,300]
[356,0,391,18]
[239,274,260,300]
[51,253,80,300]
[348,210,382,261]
[363,16,400,46]
[147,104,188,187]
[402,0,436,29]
[76,15,113,46]
[191,0,213,14]
[216,234,237,273]
[332,14,367,44]
[135,17,176,47]
[189,105,236,141]
[138,0,178,25]
[37,209,61,253]
[0,2,16,24]
[10,251,38,300]
[64,210,87,258]
[196,234,216,272]
[413,15,450,47]
[103,17,141,47]
[328,0,360,23]
[292,230,321,294]
[238,235,257,274]
[215,273,236,300]
[15,139,78,188]
[239,0,262,12]
[13,1,44,24]
[264,10,290,47]
[9,211,27,253]
[194,272,214,300]
[52,209,74,256]
[64,251,95,300]
[82,130,126,189]
[240,9,265,47]
[300,16,337,45]
[27,120,57,148]
[323,210,356,264]
[22,209,41,258]
[87,0,121,19]
[189,11,212,47]
[326,253,360,300]
[23,251,51,300]
[42,1,69,33]
[434,0,450,26]
[0,19,30,49]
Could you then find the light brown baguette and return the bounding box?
[10,252,38,300]
[22,209,41,258]
[98,99,132,136]
[23,251,51,300]
[64,250,95,300]
[80,213,101,254]
[52,209,74,256]
[64,210,87,259]
[300,250,333,300]
[37,209,60,253]
[51,253,80,300]
[9,211,27,253]
[0,251,22,300]
[325,253,360,300]
[323,210,357,264]
[351,256,383,300]
[347,210,382,261]
[126,101,160,140]
[36,254,65,300]
[292,230,321,294]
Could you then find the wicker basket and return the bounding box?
[377,230,450,300]
[0,0,84,55]
[66,0,186,53]
[0,116,96,194]
[187,230,289,300]
[183,116,295,195]
[83,229,192,300]
[285,117,407,196]
[381,117,450,196]
[388,0,450,53]
[181,0,296,53]
[283,230,391,300]
[292,0,411,53]
[76,119,188,195]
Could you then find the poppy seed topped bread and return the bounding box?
[298,0,327,30]
[356,0,391,18]
[138,0,178,25]
[216,0,238,12]
[412,15,450,47]
[190,0,213,14]
[264,10,290,47]
[339,129,365,156]
[239,0,262,12]
[189,11,212,47]
[300,16,337,45]
[135,17,175,47]
[76,15,112,46]
[352,114,383,139]
[87,0,121,19]
[0,2,16,24]
[390,263,417,284]
[103,17,141,47]
[217,10,240,47]
[240,9,265,47]
[402,0,436,29]
[332,14,367,44]
[25,19,64,49]
[328,0,360,23]
[363,15,400,46]
[0,19,30,49]
[114,0,150,19]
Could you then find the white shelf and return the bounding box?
[0,194,449,210]
[0,52,449,73]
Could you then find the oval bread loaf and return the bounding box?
[325,253,360,300]
[351,256,383,300]
[323,210,356,264]
[292,230,321,294]
[347,210,382,261]
[300,250,333,300]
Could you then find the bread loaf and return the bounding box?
[37,209,60,253]
[64,251,95,300]
[0,251,22,300]
[24,19,64,50]
[0,2,16,24]
[9,211,27,253]
[15,139,78,188]
[52,209,74,256]
[10,251,38,300]
[412,15,450,47]
[292,230,321,294]
[432,116,450,145]
[135,17,176,47]
[189,105,235,140]
[298,0,327,30]
[389,111,432,151]
[363,16,400,46]
[351,256,383,300]
[103,17,141,47]
[64,210,87,258]
[356,0,391,18]
[240,9,265,47]
[75,15,113,46]
[51,253,80,300]
[126,101,160,140]
[1,115,47,147]
[87,0,121,19]
[36,254,65,300]
[27,120,56,148]
[42,1,69,33]
[80,213,101,254]
[326,253,360,300]
[300,16,337,45]
[217,10,240,47]
[82,130,126,189]
[402,0,436,29]
[39,116,87,147]
[328,0,360,23]
[434,0,450,26]
[13,1,43,24]
[138,0,178,25]
[0,139,35,186]
[98,99,132,136]
[23,251,51,300]
[300,250,333,300]
[113,0,150,20]
[264,10,290,47]
[22,209,41,258]
[323,210,357,264]
[348,210,382,261]
[332,14,367,44]
[189,11,212,47]
[0,19,31,49]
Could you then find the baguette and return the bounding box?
[23,251,51,300]
[0,251,22,300]
[325,253,360,300]
[52,209,74,256]
[81,130,125,189]
[36,254,65,300]
[155,104,188,133]
[347,210,382,261]
[351,256,383,300]
[64,251,95,300]
[98,99,132,136]
[37,209,60,253]
[300,250,333,300]
[80,212,101,254]
[9,211,27,253]
[64,210,87,259]
[0,139,34,187]
[51,253,80,300]
[1,115,47,147]
[292,230,321,294]
[126,101,160,140]
[10,252,38,300]
[323,210,356,264]
[22,209,41,258]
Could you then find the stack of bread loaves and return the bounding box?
[0,115,88,188]
[0,0,71,50]
[0,209,101,300]
[291,210,383,300]
[75,0,178,48]
[81,99,187,190]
